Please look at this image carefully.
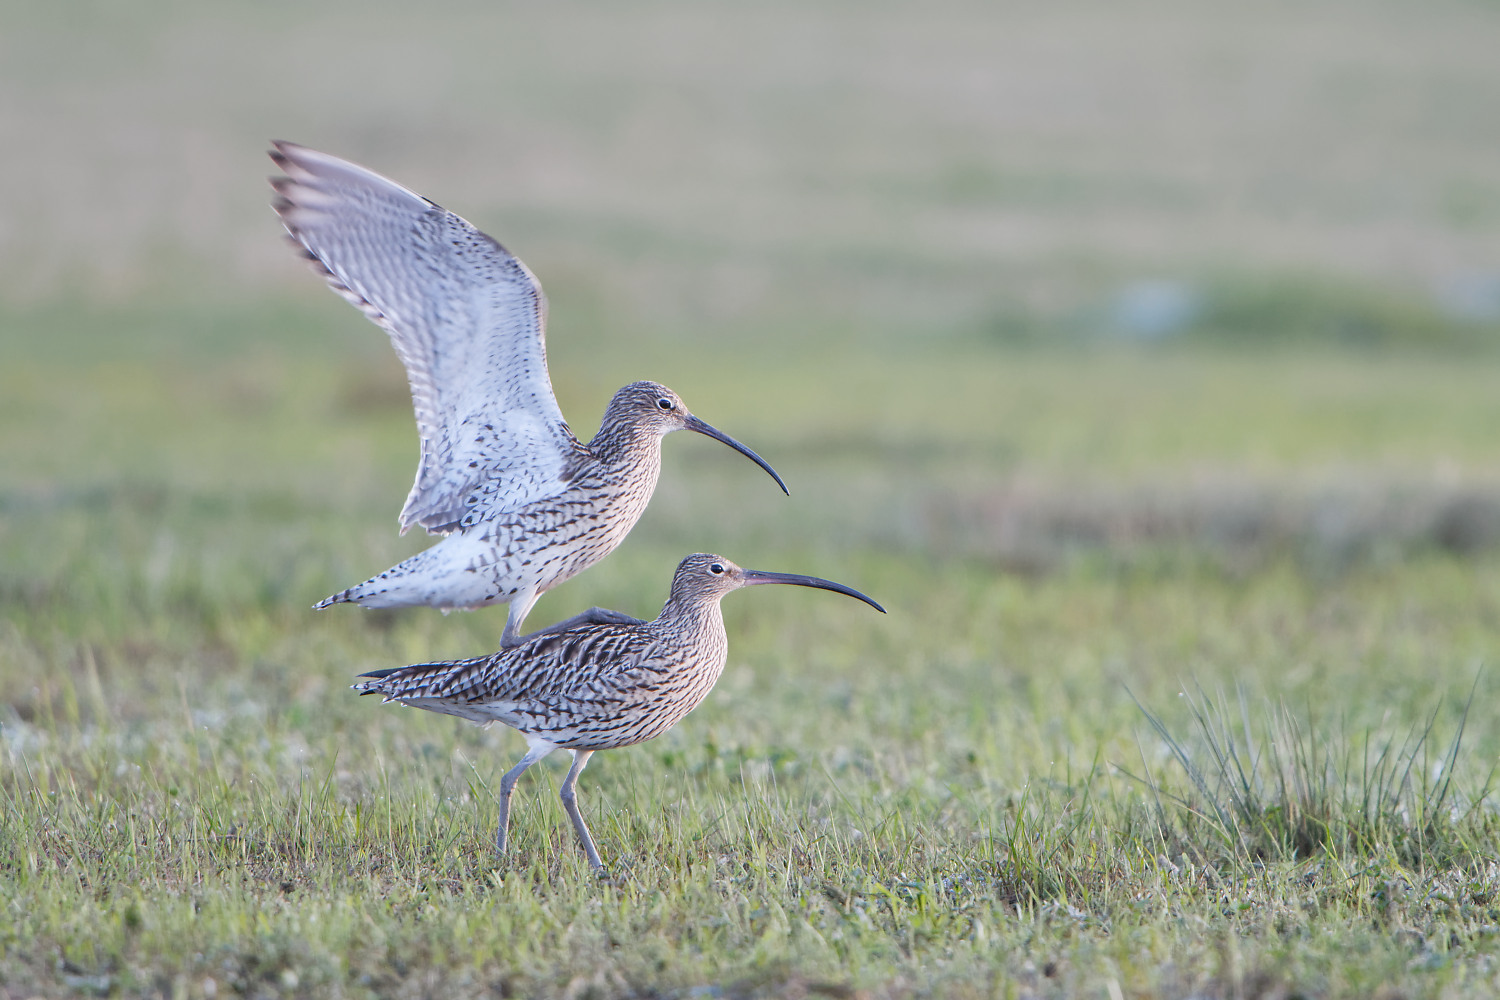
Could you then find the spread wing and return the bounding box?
[270,141,582,535]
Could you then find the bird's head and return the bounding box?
[604,381,693,434]
[667,553,886,613]
[603,381,787,494]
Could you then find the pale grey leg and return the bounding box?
[521,607,646,641]
[499,587,541,648]
[496,743,553,854]
[558,750,605,874]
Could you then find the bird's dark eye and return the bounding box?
[657,398,675,410]
[709,563,725,575]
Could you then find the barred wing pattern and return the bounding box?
[271,142,580,535]
[364,624,727,751]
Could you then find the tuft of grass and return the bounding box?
[1128,682,1496,869]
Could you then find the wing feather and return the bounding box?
[270,141,581,534]
[363,627,653,710]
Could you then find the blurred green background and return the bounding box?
[4,1,1500,997]
[6,0,1500,339]
[5,0,1500,587]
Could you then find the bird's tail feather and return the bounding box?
[313,588,354,610]
[352,660,476,699]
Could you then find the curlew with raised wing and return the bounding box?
[270,143,787,646]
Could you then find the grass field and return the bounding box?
[5,1,1500,997]
[5,320,1500,998]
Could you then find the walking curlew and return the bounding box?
[355,553,884,873]
[270,143,788,646]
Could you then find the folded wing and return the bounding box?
[271,141,580,535]
[361,628,652,713]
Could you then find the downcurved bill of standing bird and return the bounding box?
[738,568,884,610]
[683,415,788,495]
[354,553,884,874]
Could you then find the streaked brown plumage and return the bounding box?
[355,553,885,872]
[269,143,788,647]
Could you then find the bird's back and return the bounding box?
[360,611,729,751]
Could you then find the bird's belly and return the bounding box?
[363,480,652,610]
[518,662,726,752]
[467,485,649,588]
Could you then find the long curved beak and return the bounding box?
[684,415,789,495]
[742,570,886,614]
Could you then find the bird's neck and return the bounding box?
[587,420,664,470]
[653,595,726,648]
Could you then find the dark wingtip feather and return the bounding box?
[358,666,403,680]
[280,234,319,261]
